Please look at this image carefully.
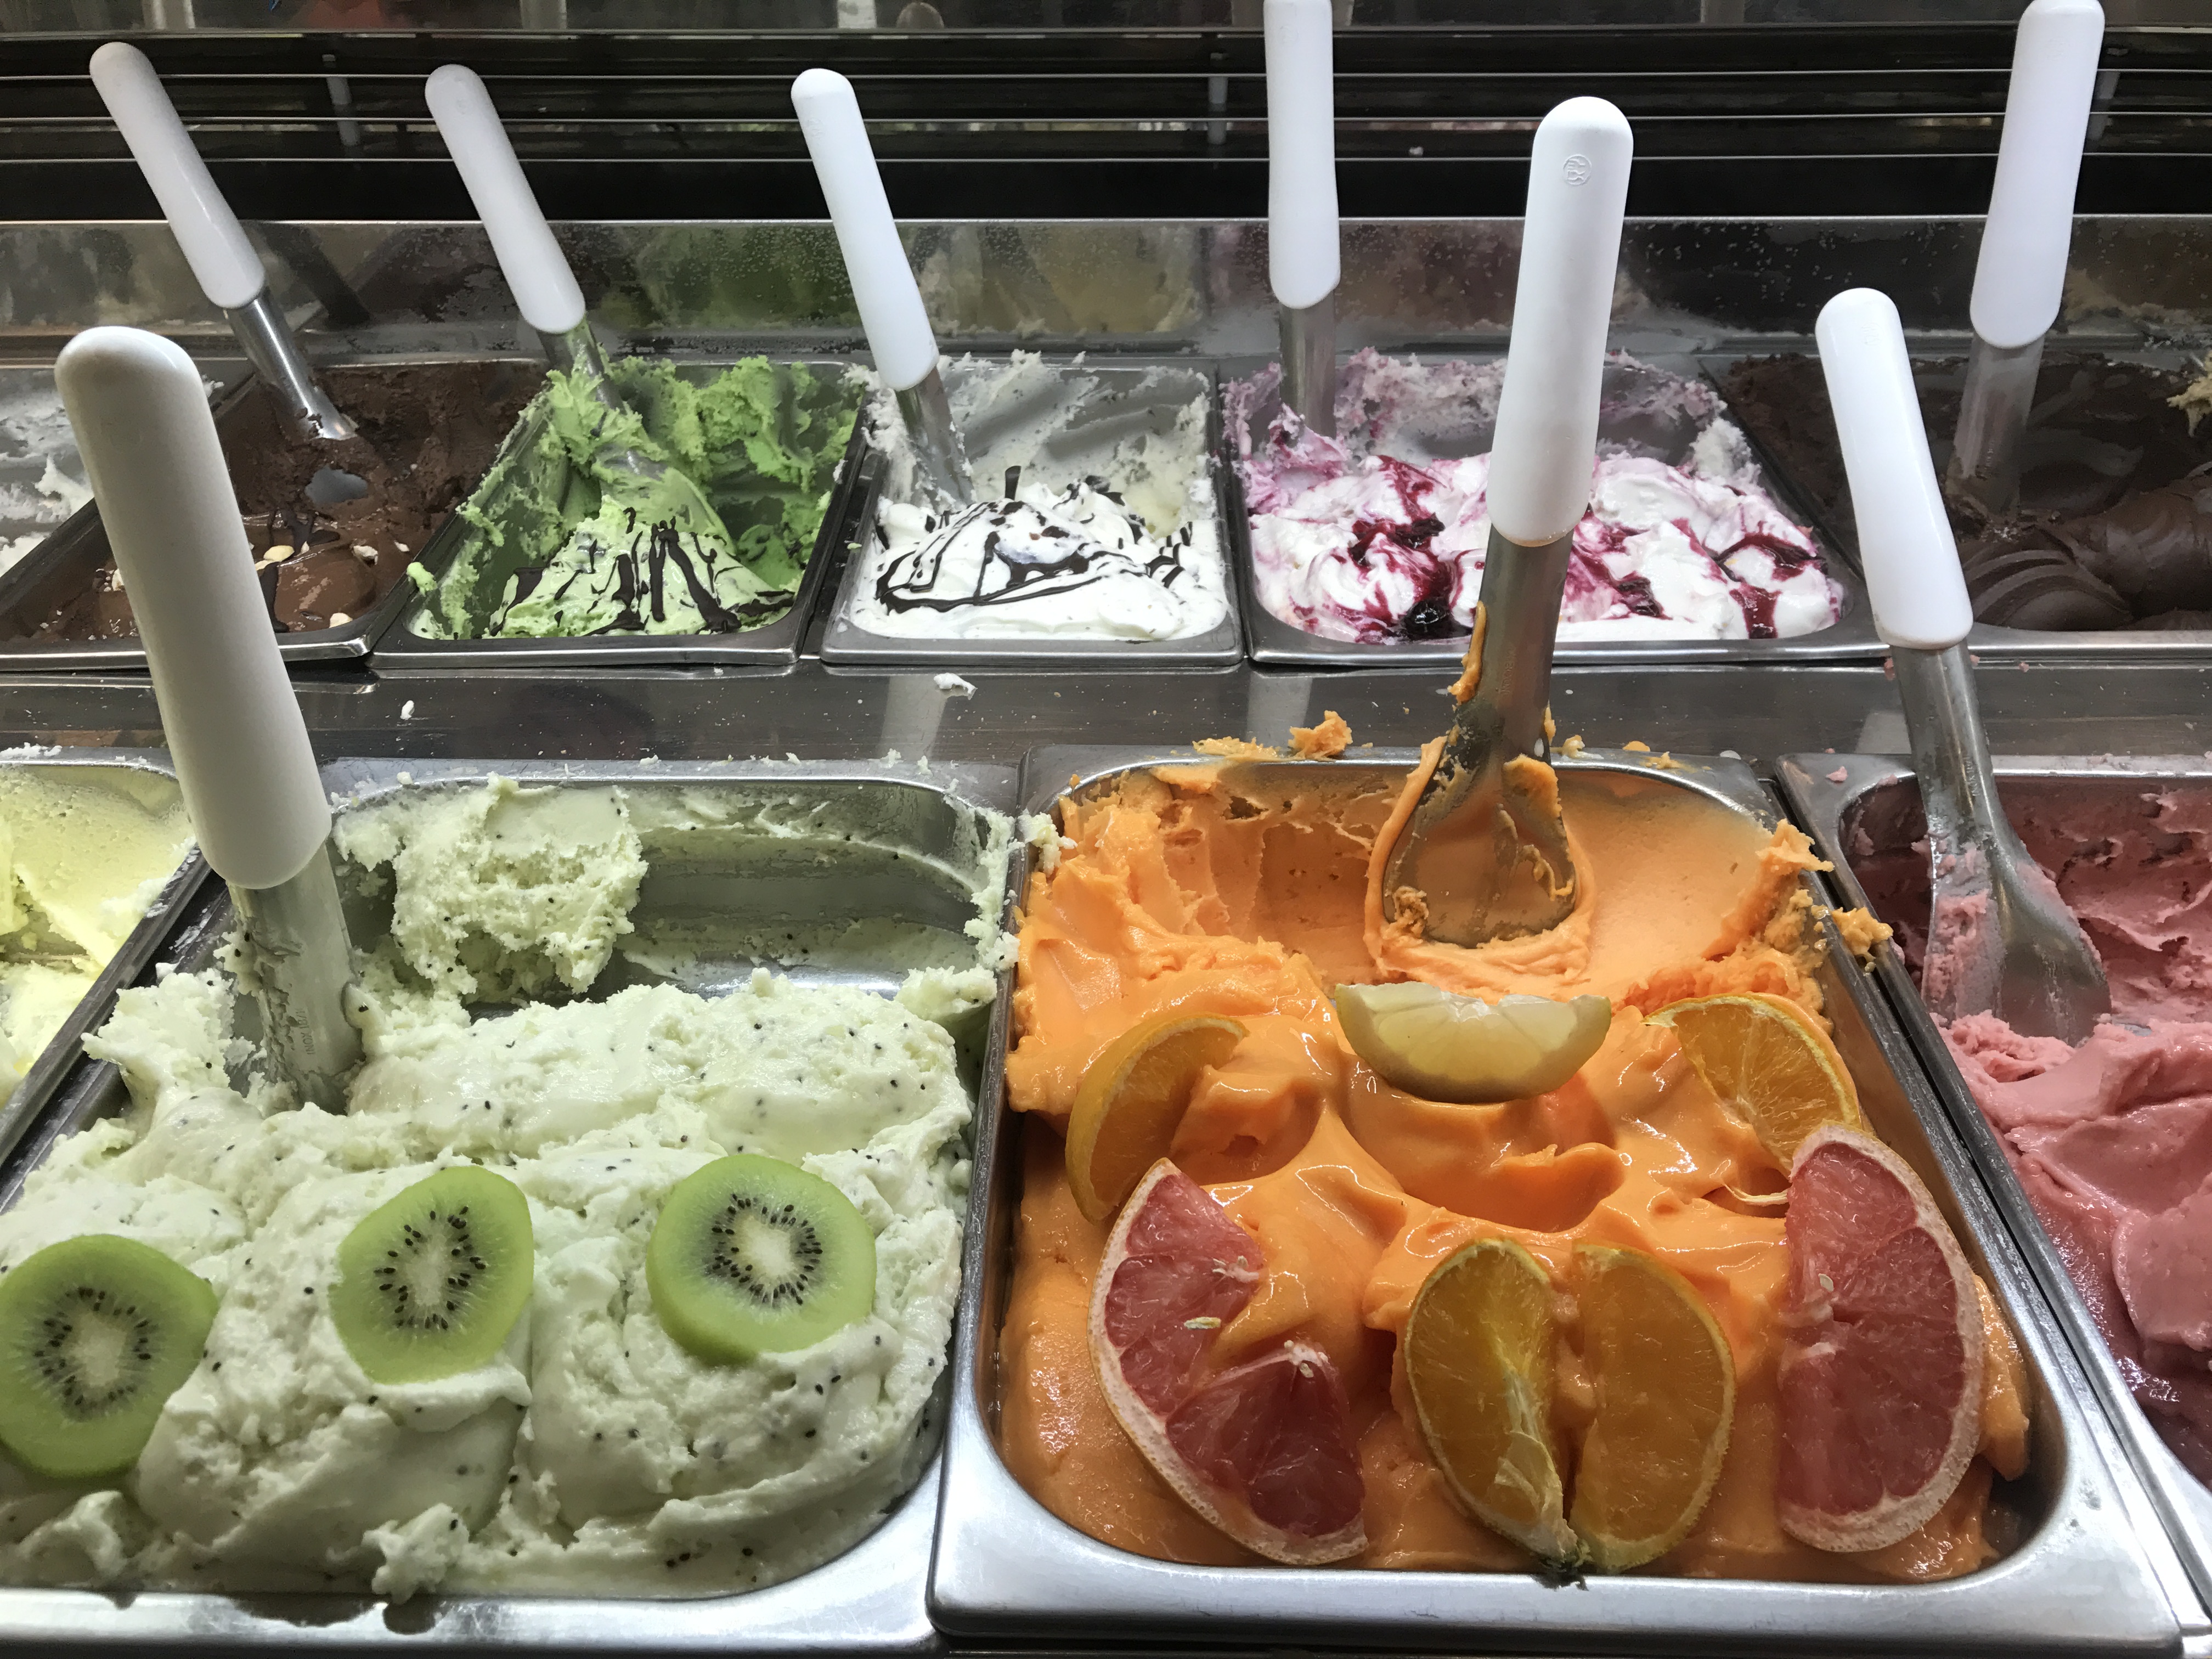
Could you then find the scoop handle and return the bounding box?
[1487,97,1633,547]
[90,42,266,311]
[1816,287,1975,652]
[1265,0,1340,313]
[426,64,588,337]
[55,328,329,889]
[1971,0,2104,350]
[792,68,939,392]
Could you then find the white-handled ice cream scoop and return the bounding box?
[427,64,734,558]
[792,66,970,503]
[1820,286,2108,1042]
[55,325,362,1107]
[91,41,356,444]
[1379,96,1632,948]
[1951,0,2104,517]
[1266,0,1341,437]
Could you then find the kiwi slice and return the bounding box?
[648,1155,877,1364]
[330,1165,534,1385]
[0,1234,217,1480]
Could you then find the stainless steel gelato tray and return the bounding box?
[930,746,2180,1655]
[819,358,1243,669]
[1710,346,2212,664]
[372,361,872,672]
[0,356,543,673]
[1221,353,1883,670]
[0,748,208,1178]
[1779,752,2212,1628]
[0,757,1022,1652]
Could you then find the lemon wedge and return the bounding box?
[1335,983,1611,1103]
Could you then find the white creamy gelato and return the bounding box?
[848,353,1228,642]
[0,774,1006,1601]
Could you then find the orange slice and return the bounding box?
[1065,1013,1247,1223]
[1570,1243,1736,1571]
[1404,1235,1578,1564]
[1647,991,1860,1166]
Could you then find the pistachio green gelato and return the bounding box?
[409,359,860,641]
[0,774,1009,1600]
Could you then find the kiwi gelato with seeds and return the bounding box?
[0,775,1003,1599]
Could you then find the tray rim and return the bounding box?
[927,743,2181,1654]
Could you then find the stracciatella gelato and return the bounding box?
[0,761,194,1080]
[1226,351,1842,646]
[0,771,1009,1599]
[847,353,1228,642]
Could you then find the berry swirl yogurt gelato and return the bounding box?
[1226,351,1842,646]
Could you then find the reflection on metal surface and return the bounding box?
[7,217,2211,359]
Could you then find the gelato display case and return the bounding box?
[0,4,2208,1652]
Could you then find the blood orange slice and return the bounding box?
[1089,1158,1367,1564]
[1778,1124,1984,1553]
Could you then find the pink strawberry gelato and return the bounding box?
[1853,781,2212,1482]
[1224,350,1843,646]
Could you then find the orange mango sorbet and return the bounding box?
[997,755,2021,1582]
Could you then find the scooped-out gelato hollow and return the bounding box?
[1225,351,1843,647]
[1839,770,2212,1487]
[994,749,2032,1585]
[832,354,1231,648]
[0,764,1013,1601]
[407,358,862,644]
[0,756,195,1081]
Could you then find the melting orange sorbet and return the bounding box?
[998,745,2027,1582]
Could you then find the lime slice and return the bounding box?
[1335,983,1611,1104]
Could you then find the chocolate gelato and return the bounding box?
[1720,353,2212,633]
[35,361,540,640]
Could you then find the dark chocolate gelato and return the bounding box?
[1721,352,2212,633]
[36,360,540,640]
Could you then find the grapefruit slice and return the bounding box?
[1404,1235,1578,1565]
[1778,1124,1983,1553]
[1090,1159,1366,1564]
[1335,983,1611,1104]
[1065,1014,1248,1224]
[1570,1243,1735,1571]
[1649,992,1861,1167]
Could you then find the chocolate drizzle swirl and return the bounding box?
[872,476,1196,617]
[490,506,783,635]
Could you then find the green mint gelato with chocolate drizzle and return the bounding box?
[410,357,859,640]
